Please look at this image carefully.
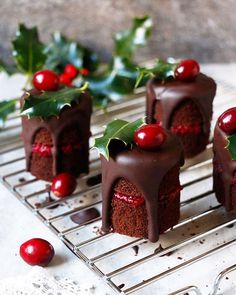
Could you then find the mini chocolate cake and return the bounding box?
[213,108,236,212]
[96,120,184,242]
[21,89,92,182]
[146,72,216,158]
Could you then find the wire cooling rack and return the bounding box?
[1,80,236,294]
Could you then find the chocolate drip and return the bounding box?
[146,73,217,135]
[21,90,92,177]
[101,131,184,242]
[213,125,236,210]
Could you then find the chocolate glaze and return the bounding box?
[146,73,217,134]
[70,208,100,224]
[213,124,236,211]
[101,131,184,243]
[21,89,92,177]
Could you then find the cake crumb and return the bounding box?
[177,256,183,260]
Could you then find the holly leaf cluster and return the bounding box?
[136,59,178,87]
[44,32,99,73]
[21,83,88,119]
[114,16,152,60]
[86,16,153,107]
[0,17,152,126]
[94,118,145,160]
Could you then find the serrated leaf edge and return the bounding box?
[93,118,145,160]
[20,82,89,119]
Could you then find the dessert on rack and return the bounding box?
[94,118,184,242]
[140,59,217,158]
[20,69,92,182]
[213,108,236,211]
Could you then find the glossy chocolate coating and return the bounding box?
[21,89,92,177]
[146,73,217,135]
[213,124,236,210]
[101,131,184,242]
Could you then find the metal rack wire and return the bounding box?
[1,81,236,294]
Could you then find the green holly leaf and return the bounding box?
[12,24,46,75]
[44,32,99,73]
[83,47,100,72]
[114,16,152,60]
[227,134,236,160]
[0,99,17,128]
[94,118,145,160]
[87,57,139,106]
[20,83,88,119]
[85,17,152,108]
[136,59,178,87]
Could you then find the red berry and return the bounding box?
[51,173,77,198]
[20,238,54,266]
[59,73,73,87]
[32,70,59,91]
[134,124,166,150]
[80,68,89,76]
[64,64,78,78]
[175,59,200,81]
[218,108,236,135]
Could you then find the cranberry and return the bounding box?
[32,70,59,91]
[59,73,73,87]
[218,108,236,135]
[64,64,78,79]
[134,124,166,150]
[20,238,54,266]
[51,173,77,198]
[80,68,89,76]
[175,59,200,81]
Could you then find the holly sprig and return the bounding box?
[94,118,145,160]
[86,16,152,107]
[135,59,178,87]
[0,16,152,126]
[44,32,100,73]
[21,83,88,119]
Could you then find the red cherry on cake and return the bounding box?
[218,107,236,135]
[51,173,77,198]
[175,59,200,81]
[20,238,54,266]
[64,64,78,79]
[32,70,59,91]
[134,124,166,150]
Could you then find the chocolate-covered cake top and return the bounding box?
[95,119,184,242]
[21,88,92,176]
[146,73,217,133]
